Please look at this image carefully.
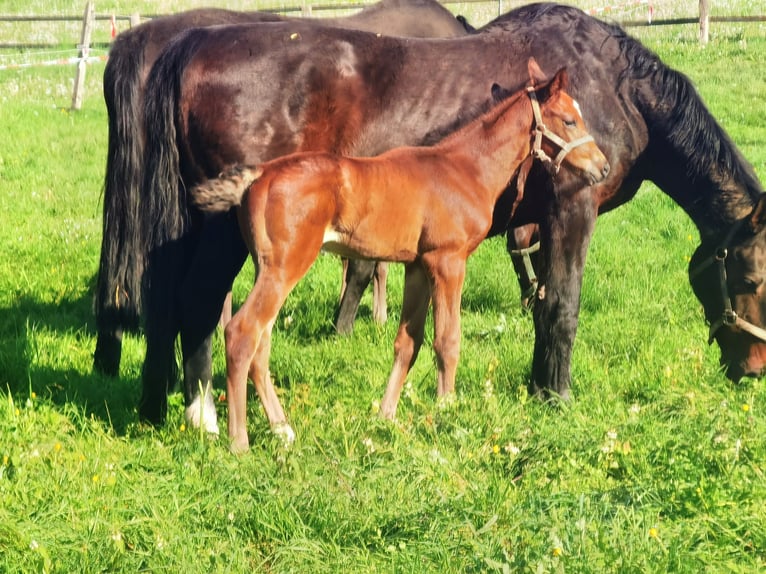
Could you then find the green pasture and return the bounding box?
[1,2,765,572]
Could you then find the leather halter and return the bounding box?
[527,86,596,174]
[689,220,766,345]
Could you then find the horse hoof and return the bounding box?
[272,422,296,446]
[229,436,250,455]
[185,393,220,435]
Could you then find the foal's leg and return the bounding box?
[425,253,467,397]
[248,327,295,445]
[379,263,431,420]
[226,230,323,451]
[372,262,389,325]
[225,274,291,453]
[336,259,377,334]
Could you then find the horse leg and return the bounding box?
[219,291,233,328]
[529,191,598,400]
[335,258,376,334]
[139,316,177,426]
[179,211,248,433]
[227,250,316,451]
[372,262,389,324]
[507,224,540,311]
[379,262,431,420]
[93,327,122,377]
[425,253,466,398]
[248,327,294,445]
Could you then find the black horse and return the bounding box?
[138,3,766,433]
[93,0,470,428]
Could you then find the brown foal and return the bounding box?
[193,58,609,452]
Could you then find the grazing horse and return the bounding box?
[92,0,470,429]
[139,3,766,434]
[192,61,609,451]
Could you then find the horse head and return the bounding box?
[689,194,766,381]
[524,58,610,186]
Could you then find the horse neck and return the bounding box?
[636,57,763,239]
[439,91,532,203]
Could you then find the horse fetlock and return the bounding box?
[185,390,220,435]
[229,433,250,455]
[272,422,296,447]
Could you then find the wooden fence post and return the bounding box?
[130,13,140,27]
[70,0,95,110]
[699,0,711,44]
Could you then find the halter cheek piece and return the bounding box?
[526,86,596,174]
[508,87,597,300]
[689,219,766,345]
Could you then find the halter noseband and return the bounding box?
[689,219,766,345]
[527,86,596,174]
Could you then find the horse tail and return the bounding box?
[140,29,210,324]
[95,29,149,334]
[192,166,263,212]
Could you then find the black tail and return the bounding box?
[95,30,150,334]
[140,29,210,335]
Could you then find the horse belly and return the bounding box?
[321,226,419,262]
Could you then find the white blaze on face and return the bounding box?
[572,99,583,120]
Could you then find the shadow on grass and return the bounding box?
[0,289,140,435]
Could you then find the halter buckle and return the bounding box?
[722,309,738,326]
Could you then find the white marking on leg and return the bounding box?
[185,383,220,435]
[272,422,296,447]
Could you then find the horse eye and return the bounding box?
[564,119,577,128]
[742,276,762,293]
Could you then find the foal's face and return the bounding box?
[541,90,610,185]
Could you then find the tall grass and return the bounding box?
[0,2,765,572]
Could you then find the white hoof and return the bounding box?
[185,392,220,435]
[272,422,296,446]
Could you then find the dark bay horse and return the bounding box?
[93,0,469,429]
[192,61,609,450]
[139,3,766,433]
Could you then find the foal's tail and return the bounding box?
[95,29,151,335]
[192,166,263,212]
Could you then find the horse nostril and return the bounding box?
[602,162,610,177]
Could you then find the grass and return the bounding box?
[1,1,765,572]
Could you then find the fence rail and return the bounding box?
[1,1,763,108]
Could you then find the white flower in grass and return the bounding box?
[504,442,520,456]
[29,540,39,551]
[362,437,375,455]
[483,378,494,399]
[629,403,641,415]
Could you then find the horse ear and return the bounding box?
[549,67,569,94]
[749,194,766,233]
[491,83,502,102]
[491,82,511,102]
[527,57,547,86]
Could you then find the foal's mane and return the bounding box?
[435,83,530,148]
